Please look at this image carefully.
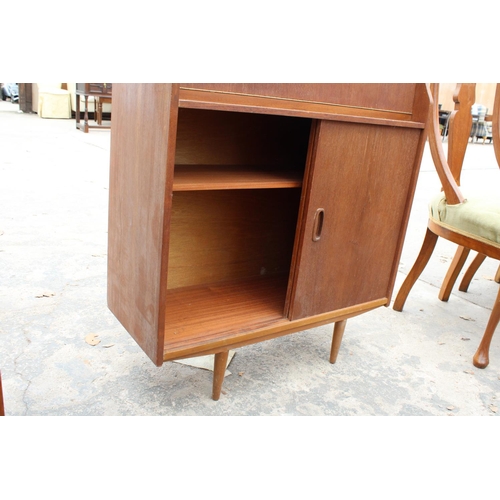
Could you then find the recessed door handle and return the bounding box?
[312,208,325,242]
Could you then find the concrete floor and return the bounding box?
[1,98,500,416]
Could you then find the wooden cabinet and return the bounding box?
[107,84,429,399]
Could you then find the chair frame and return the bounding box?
[393,83,500,369]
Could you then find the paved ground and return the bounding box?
[1,98,500,416]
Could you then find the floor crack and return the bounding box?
[13,345,31,416]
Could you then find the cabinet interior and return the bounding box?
[164,108,312,346]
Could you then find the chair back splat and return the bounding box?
[427,83,465,205]
[447,83,475,184]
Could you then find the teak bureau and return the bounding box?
[107,84,430,400]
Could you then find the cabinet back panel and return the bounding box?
[167,189,301,289]
[175,108,311,168]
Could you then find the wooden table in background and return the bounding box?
[75,83,112,133]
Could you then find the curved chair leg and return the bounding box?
[459,253,487,292]
[393,228,439,312]
[473,286,500,369]
[330,320,347,364]
[439,246,470,301]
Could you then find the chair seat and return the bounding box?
[430,192,500,246]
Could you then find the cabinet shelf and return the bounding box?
[172,165,303,191]
[163,275,289,354]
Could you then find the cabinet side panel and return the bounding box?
[108,84,177,366]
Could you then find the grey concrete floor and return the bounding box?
[1,99,500,416]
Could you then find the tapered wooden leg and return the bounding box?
[212,351,229,401]
[393,228,439,311]
[473,286,500,369]
[495,265,500,284]
[459,253,487,292]
[330,320,347,364]
[439,246,470,301]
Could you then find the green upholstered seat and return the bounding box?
[429,192,500,247]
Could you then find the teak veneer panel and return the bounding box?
[179,84,419,120]
[167,189,300,289]
[288,120,424,319]
[164,275,289,350]
[108,84,179,366]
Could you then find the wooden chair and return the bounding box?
[393,83,500,369]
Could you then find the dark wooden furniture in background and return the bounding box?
[75,83,112,133]
[18,83,33,113]
[108,84,430,400]
[96,96,112,125]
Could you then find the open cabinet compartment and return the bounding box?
[164,108,312,351]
